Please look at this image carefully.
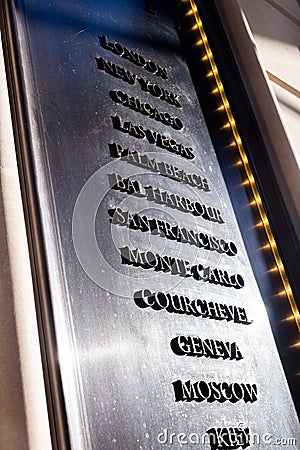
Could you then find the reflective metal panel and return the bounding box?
[2,0,299,449]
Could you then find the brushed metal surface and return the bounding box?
[3,0,299,449]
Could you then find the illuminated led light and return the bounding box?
[185,9,194,16]
[284,313,300,321]
[276,290,287,297]
[226,141,237,148]
[281,313,295,322]
[233,161,243,167]
[221,123,231,129]
[288,341,300,349]
[188,0,300,334]
[276,286,292,296]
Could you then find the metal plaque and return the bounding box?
[1,0,299,449]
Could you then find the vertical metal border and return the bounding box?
[0,2,71,449]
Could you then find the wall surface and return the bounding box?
[239,0,300,168]
[215,0,300,249]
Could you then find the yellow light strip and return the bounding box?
[188,0,300,333]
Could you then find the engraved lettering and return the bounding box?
[121,246,244,288]
[172,380,257,403]
[108,171,222,223]
[170,336,243,360]
[95,57,137,84]
[137,77,182,107]
[206,426,250,450]
[108,173,146,197]
[109,90,183,130]
[109,207,237,256]
[100,35,168,79]
[133,290,252,324]
[96,55,182,107]
[111,116,194,159]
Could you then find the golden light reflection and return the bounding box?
[220,123,230,129]
[288,341,300,349]
[268,266,279,273]
[255,221,264,228]
[185,9,194,16]
[282,315,298,323]
[260,244,270,251]
[276,290,289,297]
[187,0,300,333]
[194,39,203,46]
[228,141,237,147]
[234,161,243,167]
